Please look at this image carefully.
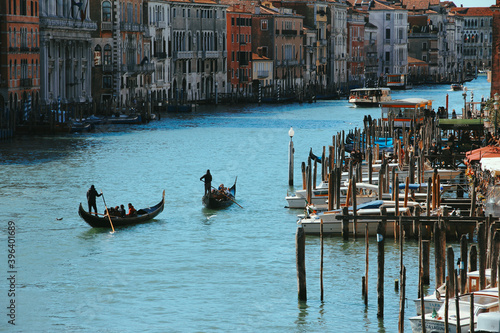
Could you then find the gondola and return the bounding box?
[79,191,165,228]
[202,179,237,209]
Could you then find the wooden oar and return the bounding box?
[100,190,115,233]
[211,185,243,209]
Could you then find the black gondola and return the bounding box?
[79,191,165,228]
[202,179,237,209]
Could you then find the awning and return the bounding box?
[438,119,484,130]
[465,146,500,162]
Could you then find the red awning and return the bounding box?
[465,146,500,162]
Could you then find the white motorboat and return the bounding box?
[409,288,499,333]
[286,182,381,209]
[348,87,391,107]
[297,199,420,236]
[413,269,492,315]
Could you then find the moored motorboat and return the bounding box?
[297,199,419,236]
[203,179,237,209]
[105,114,142,124]
[79,191,165,228]
[348,87,392,107]
[409,288,499,333]
[451,83,464,91]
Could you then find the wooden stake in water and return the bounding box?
[377,220,385,318]
[320,219,324,302]
[296,227,307,301]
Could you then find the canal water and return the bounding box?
[0,76,491,332]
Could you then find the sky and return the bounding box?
[452,0,496,7]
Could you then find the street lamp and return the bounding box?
[288,126,295,186]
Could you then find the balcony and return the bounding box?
[154,51,167,59]
[101,22,112,31]
[155,21,167,29]
[102,64,114,72]
[204,51,219,58]
[20,78,32,87]
[257,70,269,78]
[320,39,328,46]
[174,51,194,59]
[122,63,155,74]
[20,46,30,53]
[282,29,298,36]
[120,22,147,33]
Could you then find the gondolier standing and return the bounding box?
[87,185,102,216]
[200,170,212,196]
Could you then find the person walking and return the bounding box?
[200,169,212,196]
[87,185,102,216]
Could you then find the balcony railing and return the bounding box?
[174,51,194,59]
[120,22,147,33]
[204,51,219,58]
[102,64,114,72]
[281,29,298,36]
[101,22,112,31]
[154,51,167,59]
[155,21,167,29]
[20,78,32,87]
[257,70,269,78]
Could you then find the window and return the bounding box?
[261,20,268,31]
[385,51,390,62]
[102,1,111,21]
[103,75,112,89]
[103,44,112,65]
[422,42,427,51]
[94,45,102,65]
[386,13,390,21]
[385,29,390,40]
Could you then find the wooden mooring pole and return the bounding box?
[377,220,385,318]
[296,227,307,301]
[320,219,324,302]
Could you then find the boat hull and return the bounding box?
[78,192,164,228]
[202,182,236,209]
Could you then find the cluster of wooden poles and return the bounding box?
[293,114,499,331]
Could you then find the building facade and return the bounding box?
[328,0,348,94]
[39,0,96,113]
[227,5,253,98]
[368,1,408,88]
[147,1,171,111]
[252,4,304,97]
[347,7,365,89]
[0,0,41,133]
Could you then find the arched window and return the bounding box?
[103,44,112,65]
[102,1,111,22]
[94,45,102,65]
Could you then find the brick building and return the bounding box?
[0,0,41,133]
[252,4,304,97]
[227,5,253,97]
[89,0,152,113]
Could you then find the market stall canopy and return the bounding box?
[465,146,500,162]
[480,157,500,176]
[438,118,484,130]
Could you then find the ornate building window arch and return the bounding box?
[102,1,111,22]
[103,44,112,65]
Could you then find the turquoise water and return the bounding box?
[0,77,490,332]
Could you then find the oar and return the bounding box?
[211,185,243,209]
[100,190,115,233]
